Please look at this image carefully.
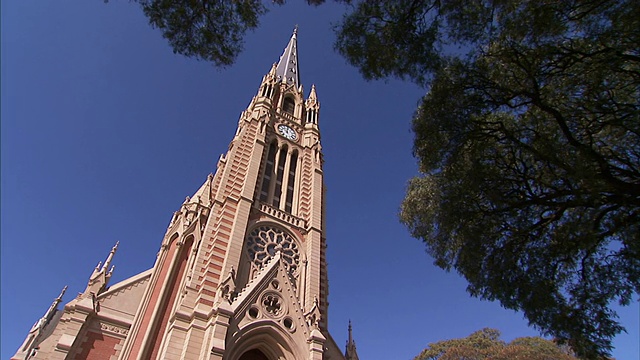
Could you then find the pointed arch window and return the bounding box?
[261,84,274,98]
[285,151,298,213]
[260,142,277,203]
[306,109,317,124]
[272,145,288,208]
[283,97,295,115]
[239,349,269,360]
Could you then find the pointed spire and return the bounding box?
[32,286,67,332]
[348,319,353,343]
[309,84,318,101]
[101,241,119,272]
[18,285,67,358]
[345,320,360,360]
[85,242,118,296]
[275,27,300,88]
[46,286,67,319]
[268,62,277,77]
[190,173,215,208]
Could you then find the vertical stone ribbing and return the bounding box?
[146,237,193,360]
[298,149,314,223]
[195,120,259,302]
[118,234,180,360]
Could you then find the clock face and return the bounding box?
[278,125,297,140]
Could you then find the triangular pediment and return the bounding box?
[229,253,313,341]
[96,269,152,322]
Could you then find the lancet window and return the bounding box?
[283,97,295,115]
[306,109,317,124]
[285,151,298,213]
[259,141,299,214]
[272,145,288,208]
[260,84,274,98]
[259,142,277,203]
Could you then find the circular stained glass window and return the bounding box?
[246,226,300,274]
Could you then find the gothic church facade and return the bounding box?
[13,29,359,360]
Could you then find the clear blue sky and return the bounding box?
[1,1,638,359]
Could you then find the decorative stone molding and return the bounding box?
[259,203,307,229]
[87,320,129,337]
[99,323,129,337]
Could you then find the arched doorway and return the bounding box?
[239,349,270,360]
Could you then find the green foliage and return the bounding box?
[414,328,579,360]
[136,0,338,66]
[138,0,267,66]
[335,1,640,358]
[334,1,443,85]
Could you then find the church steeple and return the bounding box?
[275,27,300,88]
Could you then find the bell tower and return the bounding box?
[11,28,356,360]
[118,28,343,360]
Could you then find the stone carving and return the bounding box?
[261,293,284,318]
[246,226,300,274]
[99,323,129,336]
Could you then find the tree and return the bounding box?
[135,0,337,66]
[414,328,579,360]
[138,0,267,67]
[335,1,639,358]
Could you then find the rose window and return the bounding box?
[246,226,300,273]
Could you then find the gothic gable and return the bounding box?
[226,253,317,359]
[97,269,152,322]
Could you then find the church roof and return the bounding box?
[275,27,300,88]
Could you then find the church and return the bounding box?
[12,29,360,360]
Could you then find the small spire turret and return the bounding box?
[308,84,318,101]
[345,320,360,360]
[101,241,118,272]
[269,62,277,77]
[14,286,68,360]
[305,84,320,127]
[40,285,67,329]
[84,242,119,297]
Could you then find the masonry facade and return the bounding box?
[13,30,359,360]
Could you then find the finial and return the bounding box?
[57,285,68,301]
[293,25,298,36]
[101,241,119,272]
[345,319,359,359]
[309,84,317,100]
